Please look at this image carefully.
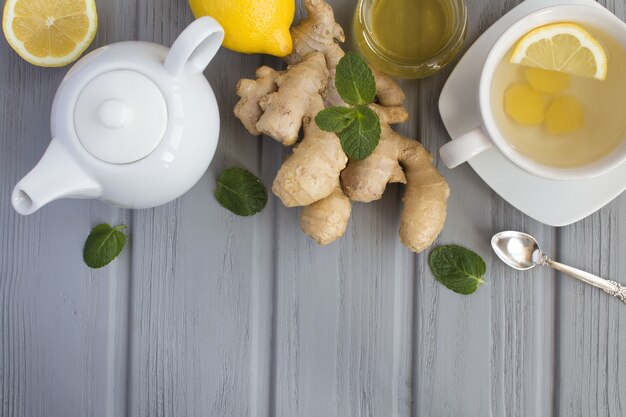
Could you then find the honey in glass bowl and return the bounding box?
[353,0,467,79]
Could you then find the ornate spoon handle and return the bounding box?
[546,259,626,304]
[604,281,626,302]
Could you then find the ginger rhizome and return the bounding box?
[234,0,450,253]
[342,106,450,253]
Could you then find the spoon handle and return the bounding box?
[547,260,626,303]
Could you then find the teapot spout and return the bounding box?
[12,139,101,215]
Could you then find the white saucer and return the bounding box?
[439,0,626,227]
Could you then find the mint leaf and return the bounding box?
[335,52,376,105]
[315,52,381,160]
[216,167,268,216]
[428,245,486,295]
[315,107,356,132]
[83,224,127,269]
[338,105,381,160]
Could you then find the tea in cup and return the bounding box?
[439,5,626,181]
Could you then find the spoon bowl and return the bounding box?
[491,231,542,271]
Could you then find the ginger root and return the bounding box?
[300,182,351,245]
[257,52,328,146]
[272,93,347,207]
[286,0,405,108]
[235,50,351,241]
[234,66,280,136]
[342,106,450,253]
[234,0,450,252]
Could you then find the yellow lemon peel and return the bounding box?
[189,0,294,57]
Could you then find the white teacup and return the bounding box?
[439,5,626,181]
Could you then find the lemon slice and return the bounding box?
[2,0,97,67]
[510,23,607,80]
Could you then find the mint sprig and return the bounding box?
[315,106,355,132]
[339,105,381,160]
[83,224,127,269]
[216,167,268,216]
[335,52,376,105]
[315,52,380,161]
[428,245,487,295]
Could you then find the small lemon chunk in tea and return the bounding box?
[493,26,626,168]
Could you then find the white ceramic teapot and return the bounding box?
[12,17,225,215]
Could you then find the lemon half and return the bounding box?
[510,23,607,80]
[3,0,97,67]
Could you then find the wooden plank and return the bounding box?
[413,1,556,416]
[0,0,135,416]
[269,2,415,417]
[126,2,275,417]
[556,195,626,417]
[554,3,626,416]
[270,182,417,417]
[271,188,416,417]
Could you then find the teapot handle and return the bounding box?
[165,16,224,77]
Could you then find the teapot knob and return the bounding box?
[98,99,130,129]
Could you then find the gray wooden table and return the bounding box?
[1,0,625,416]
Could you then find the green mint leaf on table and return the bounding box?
[83,224,127,269]
[337,105,381,160]
[335,52,376,105]
[315,107,356,132]
[428,245,487,295]
[216,167,268,216]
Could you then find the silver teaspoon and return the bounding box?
[491,231,626,304]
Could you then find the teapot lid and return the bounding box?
[74,70,167,164]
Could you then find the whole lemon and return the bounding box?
[189,0,294,57]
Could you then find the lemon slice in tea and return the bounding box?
[510,23,607,80]
[2,0,97,67]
